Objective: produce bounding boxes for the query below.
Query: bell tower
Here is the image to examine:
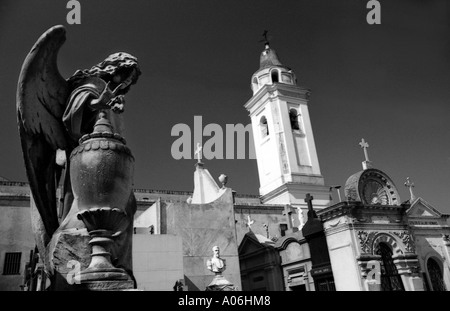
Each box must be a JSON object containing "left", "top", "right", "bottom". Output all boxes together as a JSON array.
[{"left": 244, "top": 37, "right": 330, "bottom": 214}]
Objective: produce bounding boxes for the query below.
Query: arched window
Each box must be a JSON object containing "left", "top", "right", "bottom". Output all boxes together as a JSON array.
[
  {"left": 289, "top": 109, "right": 300, "bottom": 130},
  {"left": 260, "top": 116, "right": 269, "bottom": 138},
  {"left": 375, "top": 242, "right": 405, "bottom": 291},
  {"left": 271, "top": 70, "right": 279, "bottom": 83},
  {"left": 427, "top": 258, "right": 446, "bottom": 291}
]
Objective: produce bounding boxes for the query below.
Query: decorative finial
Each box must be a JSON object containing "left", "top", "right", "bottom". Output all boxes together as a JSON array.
[
  {"left": 218, "top": 174, "right": 228, "bottom": 189},
  {"left": 404, "top": 177, "right": 416, "bottom": 201},
  {"left": 359, "top": 138, "right": 373, "bottom": 169},
  {"left": 92, "top": 111, "right": 113, "bottom": 134}
]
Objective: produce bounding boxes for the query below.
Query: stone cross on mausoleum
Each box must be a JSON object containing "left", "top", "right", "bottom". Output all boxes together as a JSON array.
[
  {"left": 305, "top": 193, "right": 318, "bottom": 219},
  {"left": 359, "top": 138, "right": 373, "bottom": 169},
  {"left": 404, "top": 177, "right": 416, "bottom": 201}
]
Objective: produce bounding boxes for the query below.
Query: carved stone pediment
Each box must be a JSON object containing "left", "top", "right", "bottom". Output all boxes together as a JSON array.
[{"left": 407, "top": 198, "right": 444, "bottom": 218}]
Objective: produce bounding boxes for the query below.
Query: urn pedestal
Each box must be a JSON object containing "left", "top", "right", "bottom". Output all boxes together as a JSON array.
[{"left": 70, "top": 114, "right": 135, "bottom": 290}]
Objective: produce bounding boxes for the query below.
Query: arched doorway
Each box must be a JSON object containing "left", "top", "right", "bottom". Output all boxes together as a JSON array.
[
  {"left": 375, "top": 242, "right": 405, "bottom": 291},
  {"left": 427, "top": 257, "right": 446, "bottom": 291}
]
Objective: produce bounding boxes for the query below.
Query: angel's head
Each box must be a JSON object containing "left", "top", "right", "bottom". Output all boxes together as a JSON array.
[{"left": 69, "top": 52, "right": 141, "bottom": 94}]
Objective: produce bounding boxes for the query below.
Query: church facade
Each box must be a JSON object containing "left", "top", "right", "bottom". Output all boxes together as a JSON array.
[{"left": 0, "top": 40, "right": 449, "bottom": 291}]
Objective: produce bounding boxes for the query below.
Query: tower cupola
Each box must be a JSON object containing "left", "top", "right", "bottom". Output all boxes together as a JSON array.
[{"left": 251, "top": 40, "right": 297, "bottom": 95}]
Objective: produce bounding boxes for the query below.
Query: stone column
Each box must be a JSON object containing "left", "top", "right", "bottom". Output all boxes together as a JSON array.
[
  {"left": 393, "top": 254, "right": 424, "bottom": 291},
  {"left": 441, "top": 234, "right": 450, "bottom": 290}
]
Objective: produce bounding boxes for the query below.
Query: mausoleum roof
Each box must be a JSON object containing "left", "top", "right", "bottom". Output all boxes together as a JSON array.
[{"left": 189, "top": 162, "right": 226, "bottom": 204}]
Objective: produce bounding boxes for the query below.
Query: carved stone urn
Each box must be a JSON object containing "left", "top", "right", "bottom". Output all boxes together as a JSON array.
[{"left": 70, "top": 112, "right": 134, "bottom": 287}]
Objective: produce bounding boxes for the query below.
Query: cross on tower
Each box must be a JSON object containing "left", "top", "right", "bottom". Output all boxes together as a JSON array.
[
  {"left": 259, "top": 30, "right": 271, "bottom": 49},
  {"left": 404, "top": 177, "right": 416, "bottom": 201},
  {"left": 194, "top": 142, "right": 203, "bottom": 163}
]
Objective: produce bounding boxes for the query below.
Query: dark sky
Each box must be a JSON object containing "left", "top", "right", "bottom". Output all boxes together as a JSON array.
[{"left": 0, "top": 1, "right": 449, "bottom": 213}]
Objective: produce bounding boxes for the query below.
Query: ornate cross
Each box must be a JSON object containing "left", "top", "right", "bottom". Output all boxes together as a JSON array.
[
  {"left": 194, "top": 142, "right": 203, "bottom": 163},
  {"left": 359, "top": 138, "right": 370, "bottom": 162},
  {"left": 305, "top": 193, "right": 317, "bottom": 219},
  {"left": 404, "top": 177, "right": 416, "bottom": 201}
]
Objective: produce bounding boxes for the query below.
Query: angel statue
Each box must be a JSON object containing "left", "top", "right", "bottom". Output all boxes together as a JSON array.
[{"left": 17, "top": 25, "right": 141, "bottom": 290}]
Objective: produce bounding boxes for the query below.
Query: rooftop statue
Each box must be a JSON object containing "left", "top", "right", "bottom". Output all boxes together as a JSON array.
[{"left": 17, "top": 25, "right": 141, "bottom": 290}]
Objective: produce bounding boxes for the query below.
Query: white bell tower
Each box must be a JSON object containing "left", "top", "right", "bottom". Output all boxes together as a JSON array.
[{"left": 244, "top": 39, "right": 331, "bottom": 213}]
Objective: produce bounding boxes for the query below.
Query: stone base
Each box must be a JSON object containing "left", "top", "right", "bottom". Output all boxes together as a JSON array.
[
  {"left": 75, "top": 279, "right": 135, "bottom": 291},
  {"left": 205, "top": 275, "right": 237, "bottom": 291},
  {"left": 75, "top": 266, "right": 130, "bottom": 282}
]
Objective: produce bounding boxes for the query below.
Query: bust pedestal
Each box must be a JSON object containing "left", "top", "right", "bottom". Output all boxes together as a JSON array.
[{"left": 206, "top": 273, "right": 236, "bottom": 291}]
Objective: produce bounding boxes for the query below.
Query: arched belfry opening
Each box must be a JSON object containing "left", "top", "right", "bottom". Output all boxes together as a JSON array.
[
  {"left": 271, "top": 69, "right": 279, "bottom": 83},
  {"left": 289, "top": 109, "right": 300, "bottom": 130},
  {"left": 260, "top": 116, "right": 269, "bottom": 138}
]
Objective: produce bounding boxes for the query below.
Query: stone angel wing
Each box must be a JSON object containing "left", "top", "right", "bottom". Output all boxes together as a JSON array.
[{"left": 17, "top": 25, "right": 69, "bottom": 238}]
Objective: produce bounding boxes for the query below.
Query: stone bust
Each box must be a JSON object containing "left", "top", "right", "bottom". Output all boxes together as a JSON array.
[{"left": 206, "top": 246, "right": 226, "bottom": 274}]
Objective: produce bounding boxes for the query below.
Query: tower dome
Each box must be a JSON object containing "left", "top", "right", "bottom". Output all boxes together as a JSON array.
[
  {"left": 251, "top": 41, "right": 297, "bottom": 95},
  {"left": 259, "top": 44, "right": 283, "bottom": 68}
]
